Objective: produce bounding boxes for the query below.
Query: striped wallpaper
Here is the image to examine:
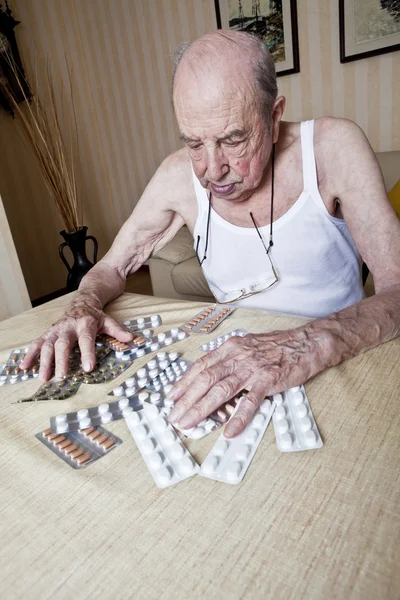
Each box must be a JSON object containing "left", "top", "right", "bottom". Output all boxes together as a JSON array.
[{"left": 0, "top": 0, "right": 399, "bottom": 300}]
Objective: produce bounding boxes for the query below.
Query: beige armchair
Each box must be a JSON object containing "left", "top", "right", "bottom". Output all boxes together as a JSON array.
[{"left": 149, "top": 151, "right": 399, "bottom": 301}]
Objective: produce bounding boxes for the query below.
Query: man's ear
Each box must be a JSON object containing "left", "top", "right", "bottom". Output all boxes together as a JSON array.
[{"left": 271, "top": 96, "right": 286, "bottom": 144}]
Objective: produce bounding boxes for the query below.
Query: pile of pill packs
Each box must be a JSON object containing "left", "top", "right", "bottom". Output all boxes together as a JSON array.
[{"left": 2, "top": 305, "right": 323, "bottom": 486}]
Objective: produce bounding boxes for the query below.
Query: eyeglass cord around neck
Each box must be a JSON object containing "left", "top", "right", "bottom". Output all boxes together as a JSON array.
[{"left": 196, "top": 143, "right": 276, "bottom": 266}]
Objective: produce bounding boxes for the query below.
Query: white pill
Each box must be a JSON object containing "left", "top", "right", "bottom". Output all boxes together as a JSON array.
[
  {"left": 142, "top": 329, "right": 151, "bottom": 337},
  {"left": 56, "top": 422, "right": 69, "bottom": 433},
  {"left": 253, "top": 414, "right": 265, "bottom": 430},
  {"left": 150, "top": 343, "right": 159, "bottom": 352},
  {"left": 138, "top": 392, "right": 149, "bottom": 402},
  {"left": 161, "top": 430, "right": 176, "bottom": 446},
  {"left": 204, "top": 419, "right": 215, "bottom": 432},
  {"left": 275, "top": 406, "right": 286, "bottom": 420},
  {"left": 202, "top": 456, "right": 219, "bottom": 475},
  {"left": 172, "top": 364, "right": 181, "bottom": 373},
  {"left": 151, "top": 314, "right": 159, "bottom": 322},
  {"left": 144, "top": 404, "right": 159, "bottom": 419},
  {"left": 281, "top": 432, "right": 292, "bottom": 449},
  {"left": 141, "top": 437, "right": 156, "bottom": 454},
  {"left": 245, "top": 429, "right": 258, "bottom": 444},
  {"left": 113, "top": 386, "right": 125, "bottom": 396},
  {"left": 124, "top": 407, "right": 137, "bottom": 419},
  {"left": 56, "top": 414, "right": 67, "bottom": 423},
  {"left": 150, "top": 393, "right": 161, "bottom": 405},
  {"left": 137, "top": 318, "right": 145, "bottom": 325},
  {"left": 273, "top": 393, "right": 284, "bottom": 406},
  {"left": 164, "top": 384, "right": 173, "bottom": 395},
  {"left": 126, "top": 387, "right": 137, "bottom": 397},
  {"left": 159, "top": 360, "right": 169, "bottom": 370},
  {"left": 170, "top": 328, "right": 179, "bottom": 336},
  {"left": 179, "top": 456, "right": 196, "bottom": 475},
  {"left": 153, "top": 417, "right": 168, "bottom": 433},
  {"left": 136, "top": 348, "right": 146, "bottom": 357},
  {"left": 178, "top": 332, "right": 186, "bottom": 340},
  {"left": 101, "top": 412, "right": 113, "bottom": 424},
  {"left": 157, "top": 352, "right": 167, "bottom": 360},
  {"left": 259, "top": 400, "right": 272, "bottom": 415},
  {"left": 157, "top": 467, "right": 172, "bottom": 484},
  {"left": 277, "top": 419, "right": 289, "bottom": 434},
  {"left": 214, "top": 440, "right": 229, "bottom": 456},
  {"left": 137, "top": 377, "right": 149, "bottom": 388},
  {"left": 300, "top": 416, "right": 312, "bottom": 432},
  {"left": 170, "top": 443, "right": 185, "bottom": 460},
  {"left": 136, "top": 425, "right": 148, "bottom": 439},
  {"left": 137, "top": 368, "right": 147, "bottom": 378},
  {"left": 169, "top": 351, "right": 179, "bottom": 361},
  {"left": 148, "top": 359, "right": 157, "bottom": 369},
  {"left": 201, "top": 344, "right": 208, "bottom": 351},
  {"left": 79, "top": 416, "right": 92, "bottom": 429},
  {"left": 98, "top": 404, "right": 109, "bottom": 414},
  {"left": 116, "top": 351, "right": 126, "bottom": 359},
  {"left": 123, "top": 320, "right": 131, "bottom": 326},
  {"left": 0, "top": 376, "right": 7, "bottom": 381},
  {"left": 236, "top": 445, "right": 251, "bottom": 461},
  {"left": 164, "top": 397, "right": 175, "bottom": 408},
  {"left": 292, "top": 391, "right": 304, "bottom": 405},
  {"left": 181, "top": 363, "right": 188, "bottom": 372},
  {"left": 165, "top": 337, "right": 173, "bottom": 345},
  {"left": 154, "top": 382, "right": 162, "bottom": 391},
  {"left": 118, "top": 397, "right": 129, "bottom": 409},
  {"left": 125, "top": 377, "right": 136, "bottom": 388},
  {"left": 148, "top": 369, "right": 159, "bottom": 379},
  {"left": 296, "top": 404, "right": 308, "bottom": 418},
  {"left": 149, "top": 451, "right": 163, "bottom": 468},
  {"left": 292, "top": 386, "right": 301, "bottom": 392},
  {"left": 190, "top": 427, "right": 206, "bottom": 439},
  {"left": 158, "top": 333, "right": 166, "bottom": 341},
  {"left": 227, "top": 461, "right": 242, "bottom": 482},
  {"left": 305, "top": 430, "right": 317, "bottom": 446}
]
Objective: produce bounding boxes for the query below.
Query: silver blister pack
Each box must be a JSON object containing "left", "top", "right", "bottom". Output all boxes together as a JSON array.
[
  {"left": 181, "top": 305, "right": 234, "bottom": 334},
  {"left": 200, "top": 329, "right": 248, "bottom": 352},
  {"left": 122, "top": 314, "right": 162, "bottom": 332},
  {"left": 117, "top": 328, "right": 189, "bottom": 358}
]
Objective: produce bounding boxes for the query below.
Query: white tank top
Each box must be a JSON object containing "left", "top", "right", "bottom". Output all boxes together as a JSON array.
[{"left": 192, "top": 120, "right": 365, "bottom": 318}]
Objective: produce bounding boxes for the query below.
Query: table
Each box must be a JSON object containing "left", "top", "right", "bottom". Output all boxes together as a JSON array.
[{"left": 1, "top": 293, "right": 399, "bottom": 600}]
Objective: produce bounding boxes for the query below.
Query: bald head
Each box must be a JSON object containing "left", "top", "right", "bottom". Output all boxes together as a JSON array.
[{"left": 172, "top": 30, "right": 278, "bottom": 128}]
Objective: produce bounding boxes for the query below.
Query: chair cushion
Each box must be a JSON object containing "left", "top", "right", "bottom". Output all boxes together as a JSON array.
[
  {"left": 171, "top": 257, "right": 214, "bottom": 298},
  {"left": 153, "top": 226, "right": 196, "bottom": 265},
  {"left": 388, "top": 179, "right": 400, "bottom": 219}
]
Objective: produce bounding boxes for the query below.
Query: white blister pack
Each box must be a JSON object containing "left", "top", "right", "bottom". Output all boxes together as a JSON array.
[
  {"left": 125, "top": 403, "right": 199, "bottom": 488},
  {"left": 200, "top": 329, "right": 248, "bottom": 352},
  {"left": 146, "top": 357, "right": 190, "bottom": 391},
  {"left": 200, "top": 398, "right": 275, "bottom": 484},
  {"left": 272, "top": 386, "right": 323, "bottom": 452},
  {"left": 123, "top": 314, "right": 162, "bottom": 332}
]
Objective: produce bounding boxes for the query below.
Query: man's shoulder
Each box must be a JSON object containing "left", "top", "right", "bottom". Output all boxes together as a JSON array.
[
  {"left": 160, "top": 148, "right": 192, "bottom": 182},
  {"left": 314, "top": 116, "right": 367, "bottom": 149}
]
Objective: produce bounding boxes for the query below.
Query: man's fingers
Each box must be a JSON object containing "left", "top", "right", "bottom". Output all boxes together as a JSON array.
[
  {"left": 77, "top": 323, "right": 98, "bottom": 372},
  {"left": 224, "top": 382, "right": 267, "bottom": 438},
  {"left": 167, "top": 359, "right": 239, "bottom": 425},
  {"left": 20, "top": 338, "right": 44, "bottom": 370},
  {"left": 174, "top": 373, "right": 246, "bottom": 429},
  {"left": 39, "top": 336, "right": 58, "bottom": 381},
  {"left": 54, "top": 331, "right": 77, "bottom": 378},
  {"left": 102, "top": 316, "right": 133, "bottom": 342}
]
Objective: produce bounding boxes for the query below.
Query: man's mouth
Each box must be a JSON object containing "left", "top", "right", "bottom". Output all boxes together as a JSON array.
[{"left": 210, "top": 183, "right": 236, "bottom": 195}]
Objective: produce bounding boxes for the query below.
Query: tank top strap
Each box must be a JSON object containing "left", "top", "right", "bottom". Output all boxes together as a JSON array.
[{"left": 300, "top": 120, "right": 319, "bottom": 193}]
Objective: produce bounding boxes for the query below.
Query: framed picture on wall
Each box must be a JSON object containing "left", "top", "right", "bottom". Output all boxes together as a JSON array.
[
  {"left": 339, "top": 0, "right": 400, "bottom": 63},
  {"left": 214, "top": 0, "right": 300, "bottom": 77}
]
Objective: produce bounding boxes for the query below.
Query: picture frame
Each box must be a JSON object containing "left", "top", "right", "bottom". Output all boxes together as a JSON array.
[
  {"left": 214, "top": 0, "right": 300, "bottom": 77},
  {"left": 339, "top": 0, "right": 400, "bottom": 63}
]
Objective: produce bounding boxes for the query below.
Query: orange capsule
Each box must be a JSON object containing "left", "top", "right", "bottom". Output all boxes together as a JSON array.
[
  {"left": 96, "top": 434, "right": 108, "bottom": 445},
  {"left": 77, "top": 453, "right": 91, "bottom": 465},
  {"left": 71, "top": 448, "right": 84, "bottom": 459},
  {"left": 81, "top": 427, "right": 95, "bottom": 436},
  {"left": 64, "top": 444, "right": 78, "bottom": 455},
  {"left": 58, "top": 439, "right": 72, "bottom": 450},
  {"left": 101, "top": 438, "right": 115, "bottom": 450}
]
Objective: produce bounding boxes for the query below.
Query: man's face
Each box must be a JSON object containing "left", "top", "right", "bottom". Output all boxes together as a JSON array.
[{"left": 174, "top": 67, "right": 272, "bottom": 202}]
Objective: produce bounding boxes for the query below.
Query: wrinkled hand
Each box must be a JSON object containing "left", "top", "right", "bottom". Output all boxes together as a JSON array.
[
  {"left": 167, "top": 329, "right": 325, "bottom": 437},
  {"left": 20, "top": 295, "right": 133, "bottom": 381}
]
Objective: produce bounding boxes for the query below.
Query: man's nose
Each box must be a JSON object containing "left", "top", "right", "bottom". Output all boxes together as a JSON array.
[{"left": 205, "top": 145, "right": 229, "bottom": 182}]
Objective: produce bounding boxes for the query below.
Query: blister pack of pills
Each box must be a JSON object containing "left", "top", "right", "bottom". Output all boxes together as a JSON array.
[
  {"left": 145, "top": 357, "right": 190, "bottom": 392},
  {"left": 200, "top": 397, "right": 275, "bottom": 484},
  {"left": 49, "top": 390, "right": 147, "bottom": 433},
  {"left": 124, "top": 403, "right": 199, "bottom": 488},
  {"left": 0, "top": 347, "right": 40, "bottom": 385},
  {"left": 116, "top": 328, "right": 189, "bottom": 358},
  {"left": 99, "top": 329, "right": 153, "bottom": 355},
  {"left": 272, "top": 386, "right": 323, "bottom": 452},
  {"left": 36, "top": 425, "right": 122, "bottom": 469},
  {"left": 75, "top": 353, "right": 135, "bottom": 384},
  {"left": 181, "top": 305, "right": 234, "bottom": 334},
  {"left": 108, "top": 352, "right": 183, "bottom": 398},
  {"left": 122, "top": 315, "right": 162, "bottom": 332},
  {"left": 151, "top": 394, "right": 220, "bottom": 440},
  {"left": 200, "top": 329, "right": 248, "bottom": 352},
  {"left": 17, "top": 377, "right": 82, "bottom": 403},
  {"left": 209, "top": 396, "right": 240, "bottom": 425}
]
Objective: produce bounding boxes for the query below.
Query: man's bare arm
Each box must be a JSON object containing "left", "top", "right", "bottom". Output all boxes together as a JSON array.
[
  {"left": 167, "top": 119, "right": 400, "bottom": 436},
  {"left": 22, "top": 150, "right": 191, "bottom": 379}
]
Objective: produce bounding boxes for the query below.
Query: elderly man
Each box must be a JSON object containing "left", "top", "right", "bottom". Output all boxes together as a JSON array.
[{"left": 22, "top": 31, "right": 400, "bottom": 438}]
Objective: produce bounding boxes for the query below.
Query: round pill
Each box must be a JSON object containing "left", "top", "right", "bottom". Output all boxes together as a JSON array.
[
  {"left": 137, "top": 318, "right": 145, "bottom": 325},
  {"left": 161, "top": 430, "right": 176, "bottom": 446},
  {"left": 296, "top": 404, "right": 308, "bottom": 418},
  {"left": 157, "top": 467, "right": 172, "bottom": 484},
  {"left": 244, "top": 429, "right": 258, "bottom": 444},
  {"left": 101, "top": 412, "right": 113, "bottom": 424},
  {"left": 275, "top": 406, "right": 286, "bottom": 420},
  {"left": 281, "top": 432, "right": 293, "bottom": 449},
  {"left": 170, "top": 443, "right": 185, "bottom": 460},
  {"left": 136, "top": 425, "right": 148, "bottom": 439},
  {"left": 190, "top": 427, "right": 206, "bottom": 439},
  {"left": 138, "top": 392, "right": 149, "bottom": 402},
  {"left": 227, "top": 461, "right": 242, "bottom": 482},
  {"left": 179, "top": 456, "right": 196, "bottom": 475},
  {"left": 126, "top": 387, "right": 137, "bottom": 397},
  {"left": 273, "top": 393, "right": 283, "bottom": 406},
  {"left": 157, "top": 333, "right": 166, "bottom": 341},
  {"left": 164, "top": 384, "right": 173, "bottom": 395},
  {"left": 153, "top": 417, "right": 169, "bottom": 433},
  {"left": 169, "top": 352, "right": 179, "bottom": 361},
  {"left": 292, "top": 391, "right": 304, "bottom": 405},
  {"left": 277, "top": 419, "right": 289, "bottom": 434},
  {"left": 137, "top": 377, "right": 149, "bottom": 388},
  {"left": 148, "top": 359, "right": 157, "bottom": 369},
  {"left": 142, "top": 329, "right": 151, "bottom": 337},
  {"left": 157, "top": 352, "right": 167, "bottom": 360},
  {"left": 141, "top": 438, "right": 156, "bottom": 454},
  {"left": 118, "top": 397, "right": 130, "bottom": 409},
  {"left": 236, "top": 445, "right": 251, "bottom": 461},
  {"left": 178, "top": 332, "right": 186, "bottom": 340},
  {"left": 123, "top": 320, "right": 131, "bottom": 326},
  {"left": 305, "top": 430, "right": 317, "bottom": 446},
  {"left": 259, "top": 400, "right": 272, "bottom": 415},
  {"left": 56, "top": 414, "right": 67, "bottom": 424},
  {"left": 151, "top": 315, "right": 159, "bottom": 322},
  {"left": 150, "top": 343, "right": 159, "bottom": 352},
  {"left": 98, "top": 404, "right": 109, "bottom": 414},
  {"left": 148, "top": 369, "right": 159, "bottom": 379},
  {"left": 201, "top": 344, "right": 208, "bottom": 352},
  {"left": 125, "top": 377, "right": 136, "bottom": 388},
  {"left": 253, "top": 414, "right": 265, "bottom": 430},
  {"left": 143, "top": 404, "right": 160, "bottom": 419},
  {"left": 79, "top": 416, "right": 92, "bottom": 429},
  {"left": 56, "top": 422, "right": 69, "bottom": 433},
  {"left": 300, "top": 416, "right": 312, "bottom": 432},
  {"left": 149, "top": 452, "right": 164, "bottom": 469},
  {"left": 154, "top": 382, "right": 162, "bottom": 391},
  {"left": 113, "top": 386, "right": 125, "bottom": 396},
  {"left": 137, "top": 368, "right": 147, "bottom": 378},
  {"left": 164, "top": 397, "right": 175, "bottom": 408},
  {"left": 136, "top": 348, "right": 146, "bottom": 357},
  {"left": 122, "top": 406, "right": 134, "bottom": 418},
  {"left": 214, "top": 440, "right": 229, "bottom": 456},
  {"left": 170, "top": 329, "right": 179, "bottom": 337},
  {"left": 181, "top": 363, "right": 188, "bottom": 372},
  {"left": 202, "top": 456, "right": 219, "bottom": 475},
  {"left": 150, "top": 393, "right": 161, "bottom": 405},
  {"left": 164, "top": 338, "right": 173, "bottom": 345}
]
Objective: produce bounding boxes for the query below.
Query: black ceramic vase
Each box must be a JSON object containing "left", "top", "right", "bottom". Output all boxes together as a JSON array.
[{"left": 59, "top": 226, "right": 98, "bottom": 291}]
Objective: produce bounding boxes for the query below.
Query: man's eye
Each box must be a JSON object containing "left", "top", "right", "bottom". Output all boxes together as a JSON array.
[{"left": 224, "top": 140, "right": 244, "bottom": 147}]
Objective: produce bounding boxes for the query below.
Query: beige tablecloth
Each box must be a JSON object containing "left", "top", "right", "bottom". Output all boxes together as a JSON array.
[{"left": 0, "top": 293, "right": 399, "bottom": 599}]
